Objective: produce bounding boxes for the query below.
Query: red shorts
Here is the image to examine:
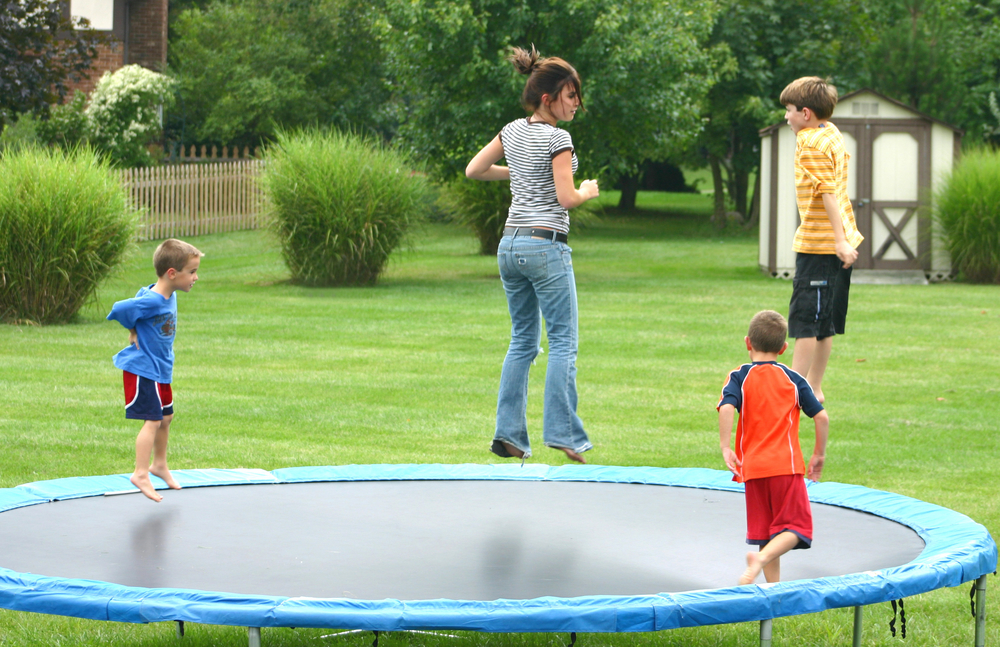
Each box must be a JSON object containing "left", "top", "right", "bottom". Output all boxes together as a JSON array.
[
  {"left": 744, "top": 474, "right": 812, "bottom": 548},
  {"left": 123, "top": 371, "right": 173, "bottom": 421}
]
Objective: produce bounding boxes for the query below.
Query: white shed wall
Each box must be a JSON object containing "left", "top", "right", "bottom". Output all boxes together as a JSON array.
[
  {"left": 759, "top": 136, "right": 772, "bottom": 271},
  {"left": 775, "top": 128, "right": 798, "bottom": 275},
  {"left": 930, "top": 123, "right": 955, "bottom": 274},
  {"left": 832, "top": 92, "right": 916, "bottom": 120}
]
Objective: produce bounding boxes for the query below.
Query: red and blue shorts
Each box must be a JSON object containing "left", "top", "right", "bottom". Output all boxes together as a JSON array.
[
  {"left": 123, "top": 371, "right": 173, "bottom": 421},
  {"left": 744, "top": 474, "right": 813, "bottom": 549}
]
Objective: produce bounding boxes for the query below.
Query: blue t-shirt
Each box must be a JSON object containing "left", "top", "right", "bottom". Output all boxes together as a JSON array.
[{"left": 107, "top": 286, "right": 177, "bottom": 384}]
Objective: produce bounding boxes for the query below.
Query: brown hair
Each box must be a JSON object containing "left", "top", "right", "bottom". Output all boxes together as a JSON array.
[
  {"left": 153, "top": 238, "right": 203, "bottom": 277},
  {"left": 747, "top": 310, "right": 787, "bottom": 354},
  {"left": 779, "top": 76, "right": 838, "bottom": 120},
  {"left": 507, "top": 45, "right": 584, "bottom": 113}
]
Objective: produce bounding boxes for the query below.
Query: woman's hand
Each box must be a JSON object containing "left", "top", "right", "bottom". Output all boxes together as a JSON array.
[{"left": 579, "top": 179, "right": 599, "bottom": 201}]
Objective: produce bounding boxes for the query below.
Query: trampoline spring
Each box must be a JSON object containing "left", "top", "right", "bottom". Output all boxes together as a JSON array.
[{"left": 567, "top": 631, "right": 577, "bottom": 647}]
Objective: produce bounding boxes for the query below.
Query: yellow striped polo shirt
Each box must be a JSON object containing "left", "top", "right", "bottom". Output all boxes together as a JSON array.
[{"left": 792, "top": 123, "right": 864, "bottom": 254}]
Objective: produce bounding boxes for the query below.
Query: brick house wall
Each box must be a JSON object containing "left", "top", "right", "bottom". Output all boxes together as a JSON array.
[{"left": 65, "top": 0, "right": 168, "bottom": 97}]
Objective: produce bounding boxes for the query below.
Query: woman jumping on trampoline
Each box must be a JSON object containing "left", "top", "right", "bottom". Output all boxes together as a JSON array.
[{"left": 466, "top": 45, "right": 599, "bottom": 463}]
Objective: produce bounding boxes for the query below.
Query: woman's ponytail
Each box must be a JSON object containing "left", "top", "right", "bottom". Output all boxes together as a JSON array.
[{"left": 507, "top": 45, "right": 539, "bottom": 76}]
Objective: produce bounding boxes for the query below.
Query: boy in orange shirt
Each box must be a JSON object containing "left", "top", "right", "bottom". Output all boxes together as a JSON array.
[
  {"left": 718, "top": 310, "right": 829, "bottom": 584},
  {"left": 781, "top": 77, "right": 863, "bottom": 403}
]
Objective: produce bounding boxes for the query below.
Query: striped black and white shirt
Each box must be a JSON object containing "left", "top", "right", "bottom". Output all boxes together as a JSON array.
[{"left": 499, "top": 118, "right": 579, "bottom": 233}]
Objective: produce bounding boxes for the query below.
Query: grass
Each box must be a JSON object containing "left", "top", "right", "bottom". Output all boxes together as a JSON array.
[{"left": 0, "top": 192, "right": 997, "bottom": 646}]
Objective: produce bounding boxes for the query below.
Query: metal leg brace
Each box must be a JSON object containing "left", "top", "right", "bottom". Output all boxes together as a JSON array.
[
  {"left": 759, "top": 618, "right": 773, "bottom": 647},
  {"left": 975, "top": 574, "right": 987, "bottom": 647}
]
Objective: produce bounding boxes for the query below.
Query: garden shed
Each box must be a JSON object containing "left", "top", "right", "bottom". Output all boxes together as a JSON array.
[{"left": 758, "top": 89, "right": 962, "bottom": 282}]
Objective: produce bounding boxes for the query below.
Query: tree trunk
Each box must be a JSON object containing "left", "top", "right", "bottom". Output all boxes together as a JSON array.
[
  {"left": 618, "top": 173, "right": 639, "bottom": 211},
  {"left": 733, "top": 168, "right": 749, "bottom": 224},
  {"left": 709, "top": 156, "right": 726, "bottom": 229}
]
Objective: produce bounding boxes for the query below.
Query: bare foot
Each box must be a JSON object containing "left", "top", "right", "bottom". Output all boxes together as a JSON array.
[
  {"left": 501, "top": 441, "right": 525, "bottom": 459},
  {"left": 130, "top": 473, "right": 163, "bottom": 502},
  {"left": 150, "top": 465, "right": 181, "bottom": 490},
  {"left": 558, "top": 447, "right": 586, "bottom": 464},
  {"left": 813, "top": 389, "right": 825, "bottom": 404},
  {"left": 739, "top": 551, "right": 763, "bottom": 585}
]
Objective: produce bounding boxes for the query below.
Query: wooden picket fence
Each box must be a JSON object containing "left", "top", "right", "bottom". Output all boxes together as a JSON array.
[{"left": 118, "top": 160, "right": 265, "bottom": 241}]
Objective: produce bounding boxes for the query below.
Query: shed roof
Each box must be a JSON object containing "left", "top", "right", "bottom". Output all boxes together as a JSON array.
[{"left": 759, "top": 88, "right": 963, "bottom": 137}]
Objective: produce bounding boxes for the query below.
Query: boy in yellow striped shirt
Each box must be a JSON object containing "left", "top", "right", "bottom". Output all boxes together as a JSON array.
[{"left": 780, "top": 77, "right": 863, "bottom": 403}]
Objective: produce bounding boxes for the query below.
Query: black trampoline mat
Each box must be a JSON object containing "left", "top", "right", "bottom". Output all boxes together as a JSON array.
[{"left": 0, "top": 480, "right": 925, "bottom": 600}]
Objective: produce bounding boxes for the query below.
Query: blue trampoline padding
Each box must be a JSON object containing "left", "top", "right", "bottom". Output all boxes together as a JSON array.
[
  {"left": 15, "top": 468, "right": 277, "bottom": 502},
  {"left": 0, "top": 464, "right": 995, "bottom": 632}
]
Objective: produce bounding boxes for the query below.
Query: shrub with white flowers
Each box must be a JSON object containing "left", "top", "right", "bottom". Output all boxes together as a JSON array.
[{"left": 85, "top": 65, "right": 175, "bottom": 167}]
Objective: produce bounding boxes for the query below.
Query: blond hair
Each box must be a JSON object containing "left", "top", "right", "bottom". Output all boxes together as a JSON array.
[
  {"left": 747, "top": 310, "right": 787, "bottom": 353},
  {"left": 779, "top": 77, "right": 838, "bottom": 120},
  {"left": 153, "top": 239, "right": 203, "bottom": 277}
]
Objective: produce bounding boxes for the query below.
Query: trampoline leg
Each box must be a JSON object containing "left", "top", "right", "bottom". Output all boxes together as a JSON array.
[
  {"left": 248, "top": 626, "right": 261, "bottom": 647},
  {"left": 759, "top": 619, "right": 773, "bottom": 647},
  {"left": 852, "top": 606, "right": 863, "bottom": 647},
  {"left": 176, "top": 620, "right": 185, "bottom": 639},
  {"left": 975, "top": 574, "right": 987, "bottom": 647}
]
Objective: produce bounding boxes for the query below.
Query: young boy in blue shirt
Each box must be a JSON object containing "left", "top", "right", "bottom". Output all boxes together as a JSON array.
[{"left": 107, "top": 239, "right": 202, "bottom": 502}]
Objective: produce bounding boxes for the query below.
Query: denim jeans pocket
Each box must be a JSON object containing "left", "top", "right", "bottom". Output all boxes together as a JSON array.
[{"left": 512, "top": 250, "right": 550, "bottom": 281}]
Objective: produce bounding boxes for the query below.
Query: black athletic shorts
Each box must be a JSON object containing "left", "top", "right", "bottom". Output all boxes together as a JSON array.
[{"left": 788, "top": 253, "right": 853, "bottom": 340}]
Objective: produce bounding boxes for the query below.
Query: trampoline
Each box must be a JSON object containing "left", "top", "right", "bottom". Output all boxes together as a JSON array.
[{"left": 0, "top": 464, "right": 994, "bottom": 646}]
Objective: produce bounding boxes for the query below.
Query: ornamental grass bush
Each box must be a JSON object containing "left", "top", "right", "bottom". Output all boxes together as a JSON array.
[
  {"left": 0, "top": 146, "right": 138, "bottom": 324},
  {"left": 438, "top": 176, "right": 601, "bottom": 256},
  {"left": 935, "top": 148, "right": 1000, "bottom": 283},
  {"left": 437, "top": 177, "right": 511, "bottom": 255},
  {"left": 260, "top": 129, "right": 432, "bottom": 286}
]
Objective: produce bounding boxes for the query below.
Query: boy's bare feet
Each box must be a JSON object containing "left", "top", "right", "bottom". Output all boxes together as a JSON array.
[
  {"left": 558, "top": 447, "right": 586, "bottom": 464},
  {"left": 130, "top": 473, "right": 163, "bottom": 502},
  {"left": 740, "top": 551, "right": 764, "bottom": 585},
  {"left": 150, "top": 465, "right": 182, "bottom": 490}
]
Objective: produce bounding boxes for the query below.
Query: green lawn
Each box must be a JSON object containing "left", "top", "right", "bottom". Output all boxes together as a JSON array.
[{"left": 1, "top": 193, "right": 997, "bottom": 646}]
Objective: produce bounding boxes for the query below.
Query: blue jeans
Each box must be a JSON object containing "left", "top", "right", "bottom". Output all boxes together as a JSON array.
[{"left": 493, "top": 235, "right": 590, "bottom": 458}]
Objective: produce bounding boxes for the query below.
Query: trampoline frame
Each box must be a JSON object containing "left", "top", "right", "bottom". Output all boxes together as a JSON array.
[{"left": 0, "top": 464, "right": 995, "bottom": 646}]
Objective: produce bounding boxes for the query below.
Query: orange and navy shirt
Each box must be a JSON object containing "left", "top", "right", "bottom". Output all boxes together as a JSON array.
[
  {"left": 792, "top": 123, "right": 864, "bottom": 254},
  {"left": 717, "top": 361, "right": 824, "bottom": 483}
]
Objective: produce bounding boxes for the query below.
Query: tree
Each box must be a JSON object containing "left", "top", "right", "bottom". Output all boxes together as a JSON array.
[
  {"left": 0, "top": 0, "right": 102, "bottom": 128},
  {"left": 687, "top": 0, "right": 872, "bottom": 229},
  {"left": 384, "top": 0, "right": 723, "bottom": 209},
  {"left": 863, "top": 0, "right": 1000, "bottom": 143},
  {"left": 167, "top": 0, "right": 390, "bottom": 149}
]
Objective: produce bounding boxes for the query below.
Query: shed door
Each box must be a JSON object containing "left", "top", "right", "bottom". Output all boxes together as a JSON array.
[{"left": 846, "top": 121, "right": 932, "bottom": 270}]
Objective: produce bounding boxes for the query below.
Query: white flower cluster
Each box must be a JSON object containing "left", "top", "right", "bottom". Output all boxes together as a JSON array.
[{"left": 84, "top": 65, "right": 176, "bottom": 165}]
